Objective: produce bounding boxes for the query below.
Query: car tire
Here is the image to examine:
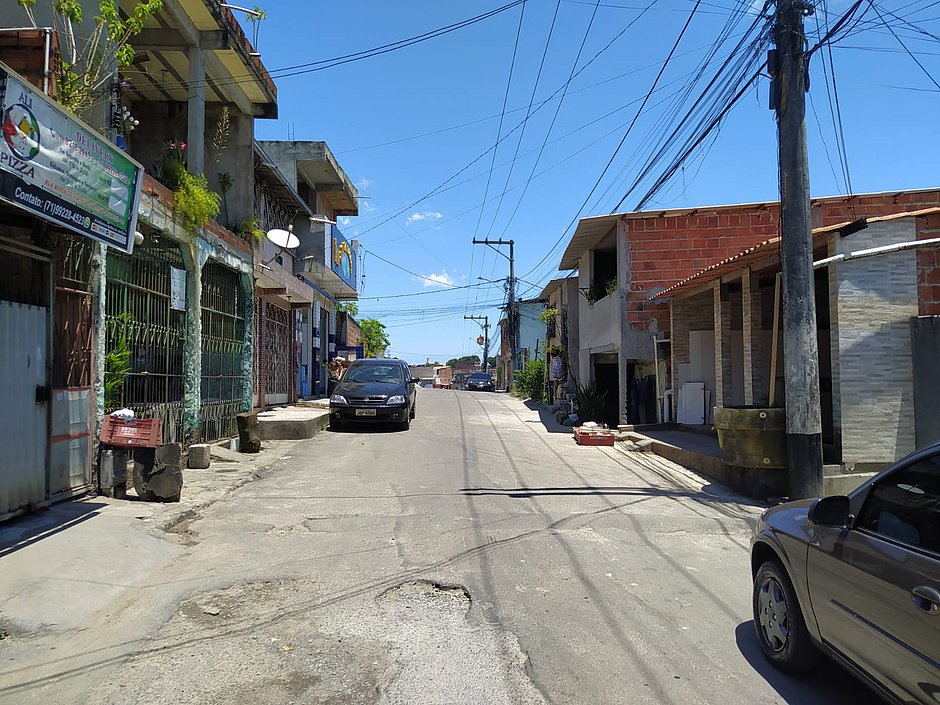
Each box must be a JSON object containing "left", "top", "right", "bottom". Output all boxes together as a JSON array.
[
  {"left": 753, "top": 559, "right": 817, "bottom": 672},
  {"left": 410, "top": 403, "right": 416, "bottom": 420}
]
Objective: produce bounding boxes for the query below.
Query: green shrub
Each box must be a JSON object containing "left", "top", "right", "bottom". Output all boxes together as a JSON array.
[
  {"left": 174, "top": 171, "right": 221, "bottom": 238},
  {"left": 104, "top": 313, "right": 133, "bottom": 412},
  {"left": 574, "top": 379, "right": 607, "bottom": 423},
  {"left": 512, "top": 359, "right": 546, "bottom": 402}
]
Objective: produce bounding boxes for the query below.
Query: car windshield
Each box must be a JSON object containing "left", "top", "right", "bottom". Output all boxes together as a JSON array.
[
  {"left": 469, "top": 374, "right": 490, "bottom": 380},
  {"left": 343, "top": 364, "right": 403, "bottom": 384}
]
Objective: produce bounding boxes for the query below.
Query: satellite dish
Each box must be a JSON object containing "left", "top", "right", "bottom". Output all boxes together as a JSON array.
[{"left": 266, "top": 226, "right": 299, "bottom": 249}]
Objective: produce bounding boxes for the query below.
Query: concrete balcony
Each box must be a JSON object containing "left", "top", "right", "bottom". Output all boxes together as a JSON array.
[{"left": 580, "top": 290, "right": 620, "bottom": 352}]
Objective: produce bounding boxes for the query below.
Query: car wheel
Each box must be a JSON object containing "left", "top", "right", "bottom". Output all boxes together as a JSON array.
[
  {"left": 753, "top": 559, "right": 817, "bottom": 672},
  {"left": 410, "top": 403, "right": 416, "bottom": 420}
]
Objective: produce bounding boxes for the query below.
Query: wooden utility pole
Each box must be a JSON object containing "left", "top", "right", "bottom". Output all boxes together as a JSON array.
[
  {"left": 472, "top": 239, "right": 515, "bottom": 381},
  {"left": 773, "top": 0, "right": 824, "bottom": 498}
]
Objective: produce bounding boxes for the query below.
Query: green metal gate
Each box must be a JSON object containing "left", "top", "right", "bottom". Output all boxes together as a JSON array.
[
  {"left": 105, "top": 239, "right": 186, "bottom": 442},
  {"left": 200, "top": 262, "right": 245, "bottom": 440}
]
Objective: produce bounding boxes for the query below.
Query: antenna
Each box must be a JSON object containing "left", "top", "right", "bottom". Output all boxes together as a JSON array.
[{"left": 265, "top": 224, "right": 299, "bottom": 249}]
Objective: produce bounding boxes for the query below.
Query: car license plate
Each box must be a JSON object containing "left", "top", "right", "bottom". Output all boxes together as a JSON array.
[{"left": 355, "top": 408, "right": 376, "bottom": 416}]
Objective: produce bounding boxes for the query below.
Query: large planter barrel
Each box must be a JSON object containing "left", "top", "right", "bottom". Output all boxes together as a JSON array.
[{"left": 714, "top": 407, "right": 788, "bottom": 498}]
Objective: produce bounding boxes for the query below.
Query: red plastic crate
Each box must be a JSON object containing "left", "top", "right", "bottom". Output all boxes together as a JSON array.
[
  {"left": 99, "top": 416, "right": 164, "bottom": 448},
  {"left": 573, "top": 427, "right": 616, "bottom": 447}
]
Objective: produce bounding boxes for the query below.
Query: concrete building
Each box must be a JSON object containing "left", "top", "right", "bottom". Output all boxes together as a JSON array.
[
  {"left": 654, "top": 205, "right": 940, "bottom": 473},
  {"left": 539, "top": 277, "right": 580, "bottom": 400},
  {"left": 256, "top": 140, "right": 360, "bottom": 398},
  {"left": 559, "top": 188, "right": 940, "bottom": 428}
]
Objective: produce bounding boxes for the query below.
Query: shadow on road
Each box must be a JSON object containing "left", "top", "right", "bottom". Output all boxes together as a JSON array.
[
  {"left": 735, "top": 622, "right": 883, "bottom": 705},
  {"left": 461, "top": 484, "right": 753, "bottom": 505},
  {"left": 523, "top": 400, "right": 572, "bottom": 434},
  {"left": 328, "top": 422, "right": 408, "bottom": 434},
  {"left": 0, "top": 500, "right": 107, "bottom": 558}
]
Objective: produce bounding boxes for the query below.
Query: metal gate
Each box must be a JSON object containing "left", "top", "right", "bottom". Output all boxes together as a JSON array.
[
  {"left": 255, "top": 298, "right": 292, "bottom": 406},
  {"left": 50, "top": 236, "right": 94, "bottom": 498},
  {"left": 105, "top": 240, "right": 186, "bottom": 443},
  {"left": 0, "top": 242, "right": 50, "bottom": 520},
  {"left": 200, "top": 263, "right": 245, "bottom": 440}
]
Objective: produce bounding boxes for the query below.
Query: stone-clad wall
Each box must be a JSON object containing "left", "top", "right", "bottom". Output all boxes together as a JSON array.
[{"left": 832, "top": 218, "right": 918, "bottom": 466}]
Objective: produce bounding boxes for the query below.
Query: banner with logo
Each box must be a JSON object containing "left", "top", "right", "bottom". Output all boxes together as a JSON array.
[
  {"left": 330, "top": 225, "right": 357, "bottom": 291},
  {"left": 0, "top": 64, "right": 143, "bottom": 253}
]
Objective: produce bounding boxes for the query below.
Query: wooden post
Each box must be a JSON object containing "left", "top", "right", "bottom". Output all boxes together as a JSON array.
[{"left": 769, "top": 273, "right": 781, "bottom": 407}]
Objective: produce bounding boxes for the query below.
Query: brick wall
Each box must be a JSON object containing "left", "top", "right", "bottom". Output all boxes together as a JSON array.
[
  {"left": 832, "top": 218, "right": 919, "bottom": 465},
  {"left": 624, "top": 190, "right": 940, "bottom": 338},
  {"left": 0, "top": 29, "right": 59, "bottom": 99},
  {"left": 917, "top": 213, "right": 940, "bottom": 315}
]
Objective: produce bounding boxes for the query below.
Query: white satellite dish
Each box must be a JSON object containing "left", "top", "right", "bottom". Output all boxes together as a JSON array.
[{"left": 265, "top": 225, "right": 299, "bottom": 249}]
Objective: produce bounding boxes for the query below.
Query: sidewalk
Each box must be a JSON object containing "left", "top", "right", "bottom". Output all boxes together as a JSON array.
[{"left": 0, "top": 438, "right": 301, "bottom": 637}]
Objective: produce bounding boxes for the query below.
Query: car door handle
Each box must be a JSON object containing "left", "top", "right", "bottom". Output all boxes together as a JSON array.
[{"left": 912, "top": 586, "right": 940, "bottom": 615}]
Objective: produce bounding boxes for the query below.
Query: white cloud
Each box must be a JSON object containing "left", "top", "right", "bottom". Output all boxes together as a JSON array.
[
  {"left": 420, "top": 271, "right": 457, "bottom": 288},
  {"left": 338, "top": 216, "right": 351, "bottom": 227},
  {"left": 357, "top": 178, "right": 372, "bottom": 189},
  {"left": 361, "top": 200, "right": 376, "bottom": 212},
  {"left": 406, "top": 211, "right": 443, "bottom": 225}
]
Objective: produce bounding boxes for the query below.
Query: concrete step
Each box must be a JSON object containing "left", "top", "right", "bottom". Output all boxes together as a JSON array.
[
  {"left": 294, "top": 398, "right": 330, "bottom": 410},
  {"left": 823, "top": 473, "right": 875, "bottom": 495},
  {"left": 257, "top": 407, "right": 330, "bottom": 440}
]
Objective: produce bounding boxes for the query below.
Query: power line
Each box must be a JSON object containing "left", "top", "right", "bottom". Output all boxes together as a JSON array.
[
  {"left": 362, "top": 249, "right": 464, "bottom": 288},
  {"left": 482, "top": 0, "right": 563, "bottom": 238},
  {"left": 468, "top": 0, "right": 529, "bottom": 335},
  {"left": 127, "top": 1, "right": 527, "bottom": 94},
  {"left": 518, "top": 0, "right": 707, "bottom": 282},
  {"left": 472, "top": 0, "right": 529, "bottom": 242},
  {"left": 351, "top": 5, "right": 651, "bottom": 240},
  {"left": 494, "top": 0, "right": 651, "bottom": 239},
  {"left": 818, "top": 1, "right": 854, "bottom": 195},
  {"left": 868, "top": 0, "right": 940, "bottom": 90}
]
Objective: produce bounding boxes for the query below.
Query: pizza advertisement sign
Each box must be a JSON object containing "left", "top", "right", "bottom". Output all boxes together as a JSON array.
[{"left": 0, "top": 63, "right": 143, "bottom": 253}]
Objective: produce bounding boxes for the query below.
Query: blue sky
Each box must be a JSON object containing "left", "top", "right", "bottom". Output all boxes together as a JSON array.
[{"left": 251, "top": 0, "right": 940, "bottom": 364}]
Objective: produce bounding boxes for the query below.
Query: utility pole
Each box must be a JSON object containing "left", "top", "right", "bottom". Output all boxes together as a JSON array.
[
  {"left": 472, "top": 239, "right": 515, "bottom": 381},
  {"left": 464, "top": 315, "right": 490, "bottom": 372},
  {"left": 772, "top": 0, "right": 824, "bottom": 498}
]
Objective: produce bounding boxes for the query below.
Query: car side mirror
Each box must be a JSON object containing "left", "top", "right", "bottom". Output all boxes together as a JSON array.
[
  {"left": 808, "top": 495, "right": 851, "bottom": 527},
  {"left": 411, "top": 378, "right": 421, "bottom": 384}
]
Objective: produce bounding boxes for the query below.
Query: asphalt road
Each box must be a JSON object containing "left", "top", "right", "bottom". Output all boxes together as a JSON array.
[{"left": 0, "top": 389, "right": 882, "bottom": 704}]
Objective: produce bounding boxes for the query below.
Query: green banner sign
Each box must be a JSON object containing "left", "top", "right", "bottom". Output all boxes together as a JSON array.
[{"left": 0, "top": 64, "right": 143, "bottom": 253}]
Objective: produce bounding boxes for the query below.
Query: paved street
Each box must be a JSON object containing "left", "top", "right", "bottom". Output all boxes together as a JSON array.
[{"left": 0, "top": 390, "right": 880, "bottom": 705}]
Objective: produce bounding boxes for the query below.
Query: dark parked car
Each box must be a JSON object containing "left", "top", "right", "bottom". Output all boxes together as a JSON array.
[
  {"left": 750, "top": 441, "right": 940, "bottom": 704},
  {"left": 329, "top": 358, "right": 419, "bottom": 431},
  {"left": 466, "top": 372, "right": 494, "bottom": 392}
]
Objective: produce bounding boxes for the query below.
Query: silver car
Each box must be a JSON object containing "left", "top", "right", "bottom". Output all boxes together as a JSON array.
[{"left": 750, "top": 441, "right": 940, "bottom": 704}]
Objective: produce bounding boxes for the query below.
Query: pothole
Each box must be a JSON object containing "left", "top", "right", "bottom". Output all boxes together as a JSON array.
[
  {"left": 164, "top": 514, "right": 201, "bottom": 547},
  {"left": 178, "top": 579, "right": 298, "bottom": 625},
  {"left": 376, "top": 580, "right": 471, "bottom": 621}
]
